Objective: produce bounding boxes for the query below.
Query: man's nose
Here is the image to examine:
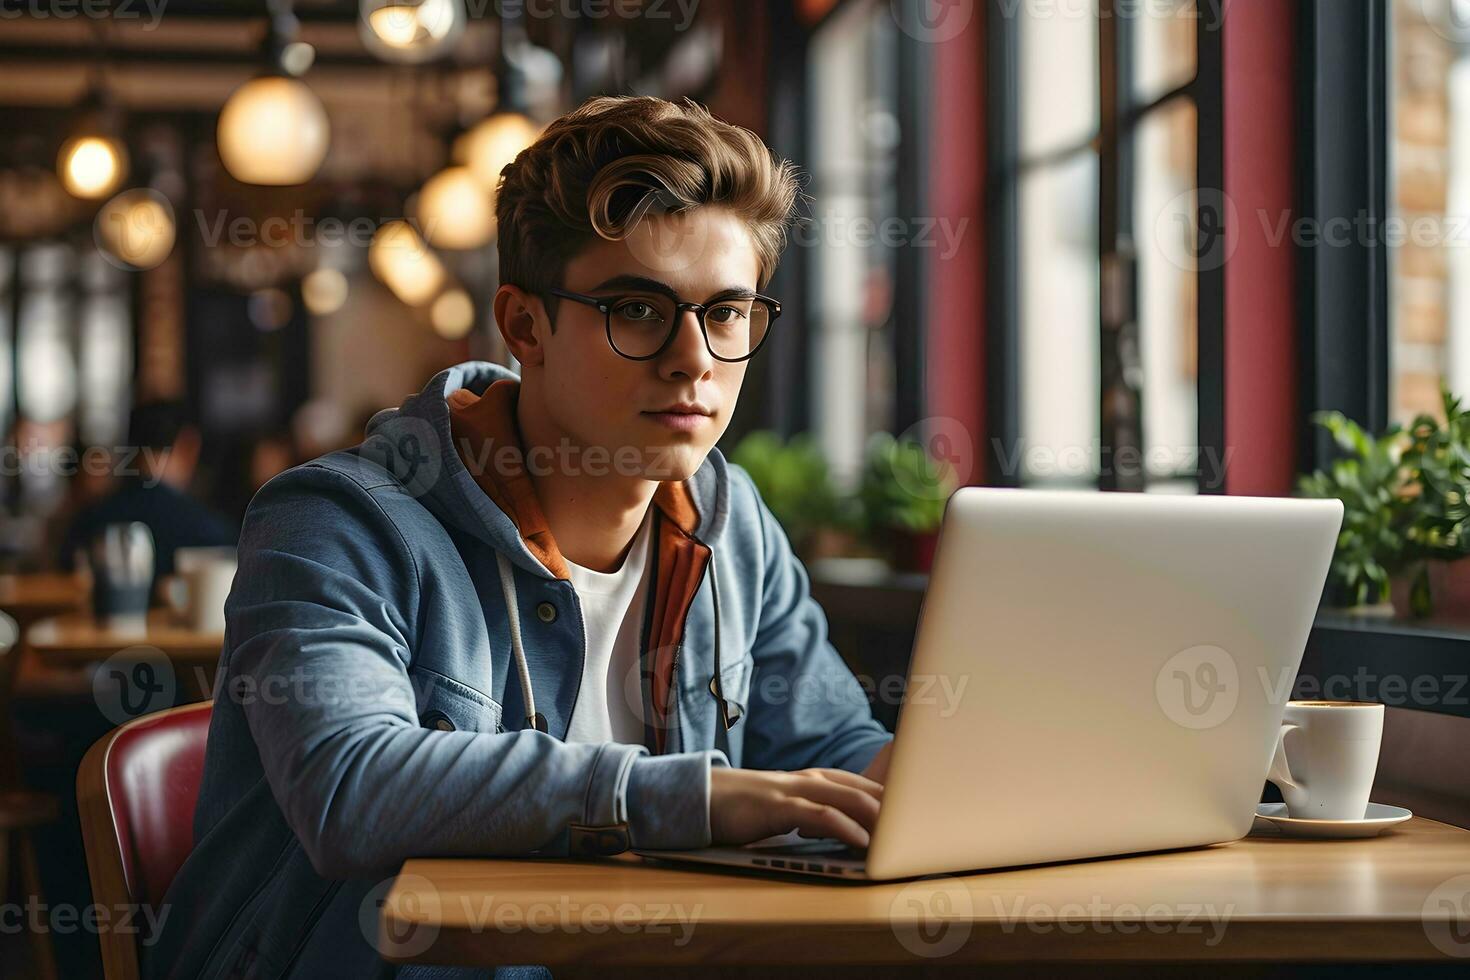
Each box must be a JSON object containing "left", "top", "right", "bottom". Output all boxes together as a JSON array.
[{"left": 658, "top": 308, "right": 714, "bottom": 379}]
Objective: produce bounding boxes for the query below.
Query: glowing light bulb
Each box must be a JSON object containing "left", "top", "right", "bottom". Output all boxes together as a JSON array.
[
  {"left": 94, "top": 188, "right": 176, "bottom": 271},
  {"left": 369, "top": 220, "right": 445, "bottom": 306},
  {"left": 59, "top": 134, "right": 128, "bottom": 199},
  {"left": 431, "top": 288, "right": 475, "bottom": 339},
  {"left": 416, "top": 166, "right": 496, "bottom": 250},
  {"left": 217, "top": 76, "right": 330, "bottom": 186},
  {"left": 456, "top": 113, "right": 541, "bottom": 192}
]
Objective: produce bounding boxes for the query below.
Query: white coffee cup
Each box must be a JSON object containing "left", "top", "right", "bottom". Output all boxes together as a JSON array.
[
  {"left": 162, "top": 546, "right": 237, "bottom": 634},
  {"left": 1267, "top": 700, "right": 1384, "bottom": 820}
]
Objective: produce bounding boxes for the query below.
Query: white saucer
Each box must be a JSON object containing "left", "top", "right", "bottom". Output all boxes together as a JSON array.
[{"left": 1251, "top": 802, "right": 1413, "bottom": 839}]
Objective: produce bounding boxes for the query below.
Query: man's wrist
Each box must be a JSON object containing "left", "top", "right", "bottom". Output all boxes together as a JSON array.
[{"left": 625, "top": 750, "right": 731, "bottom": 849}]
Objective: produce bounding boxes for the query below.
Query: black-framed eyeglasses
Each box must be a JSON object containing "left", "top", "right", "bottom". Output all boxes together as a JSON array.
[{"left": 545, "top": 286, "right": 782, "bottom": 363}]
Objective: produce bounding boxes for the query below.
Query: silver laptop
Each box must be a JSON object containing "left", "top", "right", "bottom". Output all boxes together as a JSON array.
[{"left": 636, "top": 487, "right": 1343, "bottom": 880}]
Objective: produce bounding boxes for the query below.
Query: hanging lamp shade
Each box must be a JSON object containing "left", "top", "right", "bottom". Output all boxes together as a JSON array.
[
  {"left": 94, "top": 188, "right": 176, "bottom": 271},
  {"left": 415, "top": 166, "right": 496, "bottom": 250},
  {"left": 456, "top": 112, "right": 540, "bottom": 192},
  {"left": 430, "top": 287, "right": 475, "bottom": 339},
  {"left": 217, "top": 75, "right": 330, "bottom": 186},
  {"left": 360, "top": 0, "right": 465, "bottom": 64},
  {"left": 58, "top": 133, "right": 129, "bottom": 200},
  {"left": 369, "top": 220, "right": 445, "bottom": 306}
]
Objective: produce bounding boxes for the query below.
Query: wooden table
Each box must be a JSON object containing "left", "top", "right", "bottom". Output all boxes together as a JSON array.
[
  {"left": 0, "top": 572, "right": 85, "bottom": 625},
  {"left": 24, "top": 609, "right": 223, "bottom": 701},
  {"left": 379, "top": 818, "right": 1470, "bottom": 973},
  {"left": 26, "top": 609, "right": 223, "bottom": 666}
]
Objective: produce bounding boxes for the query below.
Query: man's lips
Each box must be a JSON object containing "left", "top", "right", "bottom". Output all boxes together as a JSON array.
[{"left": 642, "top": 409, "right": 712, "bottom": 432}]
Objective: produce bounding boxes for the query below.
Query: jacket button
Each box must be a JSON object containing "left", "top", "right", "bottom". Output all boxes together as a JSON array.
[
  {"left": 434, "top": 717, "right": 455, "bottom": 732},
  {"left": 536, "top": 601, "right": 557, "bottom": 623}
]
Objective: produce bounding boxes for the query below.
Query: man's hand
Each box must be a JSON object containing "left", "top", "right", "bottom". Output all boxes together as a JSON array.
[{"left": 709, "top": 767, "right": 883, "bottom": 849}]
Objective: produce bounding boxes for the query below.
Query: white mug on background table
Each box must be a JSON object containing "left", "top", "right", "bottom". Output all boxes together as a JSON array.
[{"left": 159, "top": 546, "right": 237, "bottom": 634}]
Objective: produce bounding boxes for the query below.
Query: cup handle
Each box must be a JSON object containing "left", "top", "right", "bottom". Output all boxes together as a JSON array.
[
  {"left": 1267, "top": 722, "right": 1307, "bottom": 811},
  {"left": 156, "top": 574, "right": 187, "bottom": 616}
]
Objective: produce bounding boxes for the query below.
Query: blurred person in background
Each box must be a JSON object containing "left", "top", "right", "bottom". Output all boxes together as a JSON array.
[{"left": 58, "top": 400, "right": 239, "bottom": 586}]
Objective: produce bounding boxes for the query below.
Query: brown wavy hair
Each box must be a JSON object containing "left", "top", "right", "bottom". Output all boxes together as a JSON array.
[{"left": 495, "top": 96, "right": 801, "bottom": 309}]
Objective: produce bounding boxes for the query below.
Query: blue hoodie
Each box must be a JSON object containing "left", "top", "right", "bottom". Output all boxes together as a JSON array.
[{"left": 146, "top": 361, "right": 892, "bottom": 979}]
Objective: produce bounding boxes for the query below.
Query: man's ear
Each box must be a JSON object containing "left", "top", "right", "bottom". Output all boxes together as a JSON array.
[{"left": 494, "top": 285, "right": 547, "bottom": 367}]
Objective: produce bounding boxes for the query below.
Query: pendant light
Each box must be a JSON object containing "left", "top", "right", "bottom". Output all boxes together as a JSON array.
[
  {"left": 456, "top": 20, "right": 541, "bottom": 194},
  {"left": 359, "top": 0, "right": 465, "bottom": 65},
  {"left": 217, "top": 0, "right": 330, "bottom": 186},
  {"left": 369, "top": 220, "right": 445, "bottom": 307},
  {"left": 430, "top": 288, "right": 475, "bottom": 339},
  {"left": 415, "top": 165, "right": 496, "bottom": 250},
  {"left": 95, "top": 188, "right": 175, "bottom": 271},
  {"left": 58, "top": 26, "right": 129, "bottom": 200}
]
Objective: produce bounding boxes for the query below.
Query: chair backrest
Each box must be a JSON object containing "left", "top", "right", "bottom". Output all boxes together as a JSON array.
[{"left": 78, "top": 700, "right": 212, "bottom": 980}]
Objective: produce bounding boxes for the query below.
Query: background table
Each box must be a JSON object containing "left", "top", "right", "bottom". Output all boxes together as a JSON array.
[
  {"left": 0, "top": 572, "right": 85, "bottom": 626},
  {"left": 25, "top": 609, "right": 223, "bottom": 700},
  {"left": 26, "top": 609, "right": 223, "bottom": 666},
  {"left": 379, "top": 817, "right": 1470, "bottom": 974}
]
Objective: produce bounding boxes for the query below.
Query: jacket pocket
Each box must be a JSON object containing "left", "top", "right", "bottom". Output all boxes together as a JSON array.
[{"left": 408, "top": 665, "right": 503, "bottom": 733}]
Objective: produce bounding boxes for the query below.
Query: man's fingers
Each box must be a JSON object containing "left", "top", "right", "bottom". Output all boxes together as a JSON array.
[
  {"left": 788, "top": 774, "right": 882, "bottom": 833},
  {"left": 786, "top": 797, "right": 871, "bottom": 849},
  {"left": 808, "top": 766, "right": 885, "bottom": 801}
]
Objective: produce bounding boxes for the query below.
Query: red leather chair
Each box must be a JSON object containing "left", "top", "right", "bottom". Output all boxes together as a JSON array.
[{"left": 78, "top": 701, "right": 212, "bottom": 980}]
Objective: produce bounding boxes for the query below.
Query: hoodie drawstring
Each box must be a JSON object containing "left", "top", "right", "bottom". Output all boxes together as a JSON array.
[
  {"left": 707, "top": 555, "right": 742, "bottom": 735},
  {"left": 494, "top": 543, "right": 739, "bottom": 742},
  {"left": 495, "top": 551, "right": 547, "bottom": 732}
]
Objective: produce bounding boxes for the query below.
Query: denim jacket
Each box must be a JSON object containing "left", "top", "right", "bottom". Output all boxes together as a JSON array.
[{"left": 145, "top": 361, "right": 892, "bottom": 979}]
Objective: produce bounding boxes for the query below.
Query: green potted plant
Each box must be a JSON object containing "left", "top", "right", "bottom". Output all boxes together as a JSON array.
[
  {"left": 1398, "top": 384, "right": 1470, "bottom": 616},
  {"left": 857, "top": 432, "right": 957, "bottom": 573},
  {"left": 1297, "top": 411, "right": 1415, "bottom": 614},
  {"left": 730, "top": 431, "right": 858, "bottom": 561}
]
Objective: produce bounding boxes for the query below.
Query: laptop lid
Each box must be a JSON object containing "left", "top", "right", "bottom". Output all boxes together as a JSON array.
[{"left": 864, "top": 488, "right": 1343, "bottom": 880}]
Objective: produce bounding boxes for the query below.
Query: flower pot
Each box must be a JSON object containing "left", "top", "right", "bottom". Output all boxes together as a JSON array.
[{"left": 1391, "top": 560, "right": 1470, "bottom": 619}]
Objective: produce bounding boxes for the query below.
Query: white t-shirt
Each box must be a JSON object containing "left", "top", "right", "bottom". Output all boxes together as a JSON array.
[{"left": 562, "top": 508, "right": 655, "bottom": 745}]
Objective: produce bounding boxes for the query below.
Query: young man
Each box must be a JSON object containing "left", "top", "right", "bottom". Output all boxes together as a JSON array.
[{"left": 149, "top": 96, "right": 893, "bottom": 979}]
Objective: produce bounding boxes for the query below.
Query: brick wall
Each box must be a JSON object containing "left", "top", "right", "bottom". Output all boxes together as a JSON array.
[{"left": 1392, "top": 1, "right": 1456, "bottom": 423}]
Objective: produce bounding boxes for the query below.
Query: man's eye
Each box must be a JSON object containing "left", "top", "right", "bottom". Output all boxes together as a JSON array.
[
  {"left": 615, "top": 301, "right": 663, "bottom": 322},
  {"left": 707, "top": 305, "right": 747, "bottom": 325}
]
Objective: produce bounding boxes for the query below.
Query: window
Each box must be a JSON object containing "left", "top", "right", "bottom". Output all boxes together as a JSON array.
[
  {"left": 1389, "top": 0, "right": 1470, "bottom": 422},
  {"left": 989, "top": 0, "right": 1213, "bottom": 491},
  {"left": 785, "top": 0, "right": 928, "bottom": 489}
]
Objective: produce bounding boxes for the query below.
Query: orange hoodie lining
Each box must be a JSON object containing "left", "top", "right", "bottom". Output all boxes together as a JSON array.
[
  {"left": 648, "top": 527, "right": 709, "bottom": 753},
  {"left": 446, "top": 379, "right": 710, "bottom": 752}
]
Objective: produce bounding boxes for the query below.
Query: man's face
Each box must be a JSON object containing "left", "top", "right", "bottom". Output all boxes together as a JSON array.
[{"left": 531, "top": 206, "right": 762, "bottom": 482}]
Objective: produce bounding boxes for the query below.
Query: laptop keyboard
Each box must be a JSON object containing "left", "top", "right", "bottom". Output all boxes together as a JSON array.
[{"left": 744, "top": 837, "right": 867, "bottom": 860}]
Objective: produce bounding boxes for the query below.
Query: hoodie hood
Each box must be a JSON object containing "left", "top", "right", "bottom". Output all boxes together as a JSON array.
[{"left": 362, "top": 360, "right": 734, "bottom": 579}]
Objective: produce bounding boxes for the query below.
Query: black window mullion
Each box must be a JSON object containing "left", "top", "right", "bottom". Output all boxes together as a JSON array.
[
  {"left": 984, "top": 0, "right": 1022, "bottom": 488},
  {"left": 1099, "top": 3, "right": 1144, "bottom": 491},
  {"left": 1196, "top": 4, "right": 1226, "bottom": 494},
  {"left": 893, "top": 17, "right": 930, "bottom": 437},
  {"left": 1296, "top": 0, "right": 1390, "bottom": 473}
]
